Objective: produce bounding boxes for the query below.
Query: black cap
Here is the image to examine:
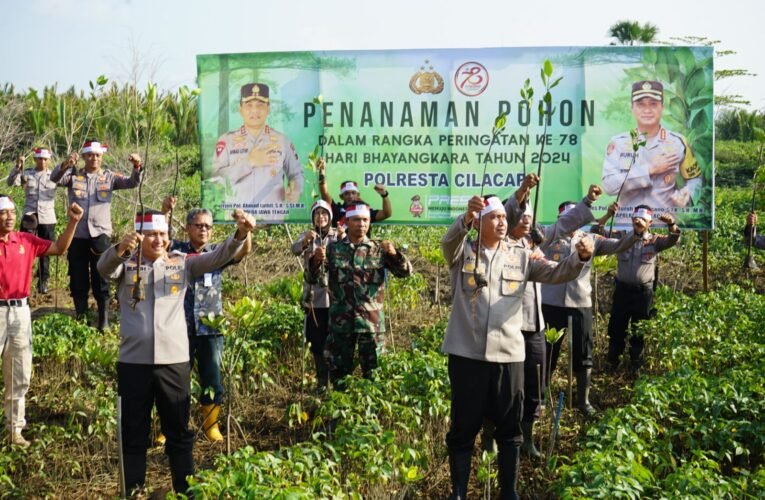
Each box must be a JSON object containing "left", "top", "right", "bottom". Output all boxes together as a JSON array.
[
  {"left": 632, "top": 81, "right": 663, "bottom": 102},
  {"left": 240, "top": 83, "right": 269, "bottom": 103}
]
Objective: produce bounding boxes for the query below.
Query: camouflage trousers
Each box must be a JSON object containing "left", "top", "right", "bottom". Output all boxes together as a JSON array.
[{"left": 324, "top": 329, "right": 385, "bottom": 385}]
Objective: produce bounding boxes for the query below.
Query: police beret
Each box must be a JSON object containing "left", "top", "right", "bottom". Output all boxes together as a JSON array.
[
  {"left": 240, "top": 83, "right": 269, "bottom": 103},
  {"left": 632, "top": 81, "right": 663, "bottom": 102}
]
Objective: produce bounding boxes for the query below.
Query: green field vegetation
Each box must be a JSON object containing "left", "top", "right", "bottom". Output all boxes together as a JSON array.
[{"left": 2, "top": 82, "right": 765, "bottom": 497}]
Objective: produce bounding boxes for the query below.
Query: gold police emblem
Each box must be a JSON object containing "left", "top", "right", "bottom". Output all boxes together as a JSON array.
[
  {"left": 171, "top": 273, "right": 180, "bottom": 280},
  {"left": 505, "top": 281, "right": 519, "bottom": 293},
  {"left": 171, "top": 285, "right": 179, "bottom": 295},
  {"left": 642, "top": 81, "right": 652, "bottom": 91},
  {"left": 467, "top": 276, "right": 476, "bottom": 287},
  {"left": 409, "top": 60, "right": 444, "bottom": 95}
]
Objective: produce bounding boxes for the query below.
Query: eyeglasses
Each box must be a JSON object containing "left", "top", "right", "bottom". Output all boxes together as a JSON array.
[{"left": 191, "top": 223, "right": 212, "bottom": 230}]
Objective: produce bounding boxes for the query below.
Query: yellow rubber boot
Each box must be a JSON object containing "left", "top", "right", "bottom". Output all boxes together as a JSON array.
[{"left": 201, "top": 404, "right": 224, "bottom": 442}]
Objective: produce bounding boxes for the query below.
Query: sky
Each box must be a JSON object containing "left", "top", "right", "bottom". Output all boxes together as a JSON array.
[{"left": 1, "top": 0, "right": 762, "bottom": 110}]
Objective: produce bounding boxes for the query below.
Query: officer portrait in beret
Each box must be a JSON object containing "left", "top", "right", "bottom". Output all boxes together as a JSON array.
[
  {"left": 209, "top": 83, "right": 304, "bottom": 220},
  {"left": 601, "top": 80, "right": 701, "bottom": 212}
]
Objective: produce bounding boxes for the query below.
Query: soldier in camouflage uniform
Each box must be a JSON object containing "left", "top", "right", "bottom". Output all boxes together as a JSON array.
[
  {"left": 306, "top": 203, "right": 412, "bottom": 386},
  {"left": 210, "top": 83, "right": 304, "bottom": 218}
]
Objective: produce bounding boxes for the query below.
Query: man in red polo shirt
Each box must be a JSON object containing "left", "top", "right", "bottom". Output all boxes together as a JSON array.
[{"left": 0, "top": 194, "right": 83, "bottom": 446}]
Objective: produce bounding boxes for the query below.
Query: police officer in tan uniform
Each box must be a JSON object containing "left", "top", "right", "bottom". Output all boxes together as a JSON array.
[
  {"left": 441, "top": 194, "right": 593, "bottom": 499},
  {"left": 51, "top": 140, "right": 142, "bottom": 330},
  {"left": 7, "top": 148, "right": 59, "bottom": 293},
  {"left": 97, "top": 209, "right": 255, "bottom": 495},
  {"left": 602, "top": 81, "right": 701, "bottom": 211},
  {"left": 210, "top": 83, "right": 304, "bottom": 218},
  {"left": 607, "top": 206, "right": 680, "bottom": 375}
]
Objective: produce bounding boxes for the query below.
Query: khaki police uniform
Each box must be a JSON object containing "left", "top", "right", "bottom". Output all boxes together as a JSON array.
[
  {"left": 441, "top": 207, "right": 587, "bottom": 497},
  {"left": 602, "top": 126, "right": 701, "bottom": 210},
  {"left": 7, "top": 166, "right": 59, "bottom": 288},
  {"left": 607, "top": 226, "right": 680, "bottom": 371},
  {"left": 50, "top": 163, "right": 142, "bottom": 325},
  {"left": 97, "top": 233, "right": 245, "bottom": 493}
]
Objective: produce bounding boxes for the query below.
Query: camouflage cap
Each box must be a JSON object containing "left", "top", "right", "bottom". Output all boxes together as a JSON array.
[
  {"left": 632, "top": 81, "right": 663, "bottom": 102},
  {"left": 241, "top": 83, "right": 270, "bottom": 103}
]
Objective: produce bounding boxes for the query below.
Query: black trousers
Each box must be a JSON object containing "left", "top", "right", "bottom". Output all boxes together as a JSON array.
[
  {"left": 21, "top": 223, "right": 55, "bottom": 283},
  {"left": 521, "top": 330, "right": 546, "bottom": 422},
  {"left": 117, "top": 362, "right": 194, "bottom": 457},
  {"left": 607, "top": 280, "right": 653, "bottom": 368},
  {"left": 304, "top": 307, "right": 330, "bottom": 357},
  {"left": 542, "top": 304, "right": 593, "bottom": 374},
  {"left": 67, "top": 237, "right": 110, "bottom": 304},
  {"left": 446, "top": 354, "right": 524, "bottom": 453}
]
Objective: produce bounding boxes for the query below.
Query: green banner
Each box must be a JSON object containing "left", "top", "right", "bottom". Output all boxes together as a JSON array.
[{"left": 197, "top": 46, "right": 714, "bottom": 229}]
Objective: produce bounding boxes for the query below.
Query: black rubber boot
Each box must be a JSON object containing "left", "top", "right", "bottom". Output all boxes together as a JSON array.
[
  {"left": 168, "top": 452, "right": 195, "bottom": 496},
  {"left": 480, "top": 418, "right": 497, "bottom": 453},
  {"left": 520, "top": 421, "right": 541, "bottom": 458},
  {"left": 96, "top": 297, "right": 109, "bottom": 332},
  {"left": 313, "top": 352, "right": 329, "bottom": 391},
  {"left": 576, "top": 368, "right": 596, "bottom": 417},
  {"left": 497, "top": 443, "right": 521, "bottom": 500},
  {"left": 73, "top": 296, "right": 89, "bottom": 321},
  {"left": 448, "top": 449, "right": 472, "bottom": 500},
  {"left": 122, "top": 452, "right": 147, "bottom": 495}
]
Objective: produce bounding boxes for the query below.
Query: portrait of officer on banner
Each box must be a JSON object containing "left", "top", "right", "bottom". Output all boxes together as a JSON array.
[
  {"left": 209, "top": 83, "right": 304, "bottom": 218},
  {"left": 601, "top": 80, "right": 701, "bottom": 213}
]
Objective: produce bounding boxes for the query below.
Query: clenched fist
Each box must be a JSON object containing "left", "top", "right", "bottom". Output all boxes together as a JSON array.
[{"left": 575, "top": 235, "right": 594, "bottom": 261}]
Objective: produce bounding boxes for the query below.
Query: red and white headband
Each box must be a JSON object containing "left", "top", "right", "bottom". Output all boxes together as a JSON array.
[
  {"left": 344, "top": 204, "right": 370, "bottom": 218},
  {"left": 0, "top": 196, "right": 14, "bottom": 211},
  {"left": 340, "top": 181, "right": 359, "bottom": 194},
  {"left": 135, "top": 213, "right": 168, "bottom": 232},
  {"left": 632, "top": 207, "right": 653, "bottom": 221},
  {"left": 82, "top": 141, "right": 108, "bottom": 154},
  {"left": 34, "top": 148, "right": 51, "bottom": 159},
  {"left": 480, "top": 196, "right": 506, "bottom": 216}
]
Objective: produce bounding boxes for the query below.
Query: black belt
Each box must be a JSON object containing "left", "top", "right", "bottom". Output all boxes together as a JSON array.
[
  {"left": 615, "top": 279, "right": 652, "bottom": 292},
  {"left": 0, "top": 298, "right": 28, "bottom": 307}
]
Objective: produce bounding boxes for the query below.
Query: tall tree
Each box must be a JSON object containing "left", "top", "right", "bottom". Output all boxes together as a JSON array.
[{"left": 609, "top": 20, "right": 659, "bottom": 45}]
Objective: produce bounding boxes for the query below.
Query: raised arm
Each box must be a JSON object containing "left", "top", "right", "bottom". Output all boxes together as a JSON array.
[
  {"left": 6, "top": 156, "right": 24, "bottom": 186},
  {"left": 112, "top": 153, "right": 143, "bottom": 190},
  {"left": 50, "top": 153, "right": 79, "bottom": 185}
]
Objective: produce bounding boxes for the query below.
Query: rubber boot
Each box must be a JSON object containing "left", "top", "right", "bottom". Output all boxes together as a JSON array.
[
  {"left": 313, "top": 352, "right": 329, "bottom": 392},
  {"left": 123, "top": 452, "right": 147, "bottom": 495},
  {"left": 576, "top": 368, "right": 596, "bottom": 417},
  {"left": 480, "top": 418, "right": 497, "bottom": 453},
  {"left": 73, "top": 296, "right": 89, "bottom": 321},
  {"left": 520, "top": 421, "right": 541, "bottom": 458},
  {"left": 497, "top": 443, "right": 521, "bottom": 500},
  {"left": 96, "top": 297, "right": 109, "bottom": 332},
  {"left": 448, "top": 449, "right": 472, "bottom": 500},
  {"left": 168, "top": 451, "right": 194, "bottom": 496},
  {"left": 201, "top": 404, "right": 224, "bottom": 442}
]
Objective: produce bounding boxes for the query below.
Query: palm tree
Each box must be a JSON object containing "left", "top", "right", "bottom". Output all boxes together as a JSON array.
[{"left": 608, "top": 20, "right": 659, "bottom": 45}]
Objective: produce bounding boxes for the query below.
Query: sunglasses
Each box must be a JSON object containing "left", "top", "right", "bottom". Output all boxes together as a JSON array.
[{"left": 191, "top": 223, "right": 212, "bottom": 230}]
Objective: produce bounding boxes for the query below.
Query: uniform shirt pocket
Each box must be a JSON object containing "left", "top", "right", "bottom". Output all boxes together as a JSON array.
[
  {"left": 500, "top": 266, "right": 525, "bottom": 297},
  {"left": 96, "top": 183, "right": 112, "bottom": 203},
  {"left": 164, "top": 271, "right": 186, "bottom": 297}
]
